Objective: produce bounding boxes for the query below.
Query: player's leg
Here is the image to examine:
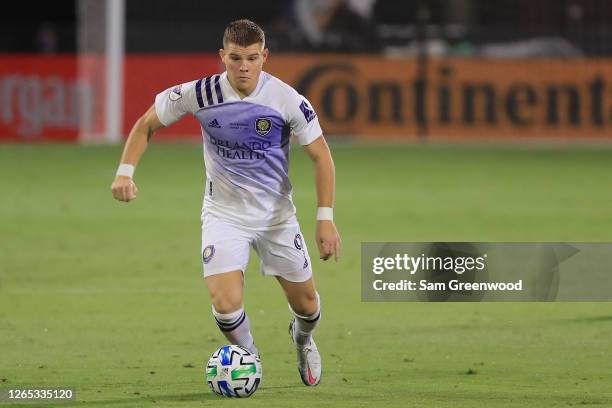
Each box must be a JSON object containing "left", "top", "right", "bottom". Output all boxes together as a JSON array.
[
  {"left": 276, "top": 276, "right": 320, "bottom": 346},
  {"left": 276, "top": 276, "right": 322, "bottom": 386},
  {"left": 201, "top": 214, "right": 258, "bottom": 355},
  {"left": 254, "top": 221, "right": 321, "bottom": 385},
  {"left": 205, "top": 271, "right": 258, "bottom": 355}
]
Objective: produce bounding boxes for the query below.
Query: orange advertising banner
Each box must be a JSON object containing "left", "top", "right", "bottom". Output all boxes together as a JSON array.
[{"left": 266, "top": 55, "right": 612, "bottom": 140}]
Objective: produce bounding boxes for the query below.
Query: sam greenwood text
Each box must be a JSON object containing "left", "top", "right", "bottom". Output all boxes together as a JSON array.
[
  {"left": 370, "top": 253, "right": 522, "bottom": 292},
  {"left": 372, "top": 279, "right": 523, "bottom": 291}
]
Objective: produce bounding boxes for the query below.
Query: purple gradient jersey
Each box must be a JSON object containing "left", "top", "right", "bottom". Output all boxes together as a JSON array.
[{"left": 155, "top": 72, "right": 322, "bottom": 229}]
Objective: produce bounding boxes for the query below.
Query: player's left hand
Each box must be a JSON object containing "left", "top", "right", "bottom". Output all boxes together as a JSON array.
[{"left": 316, "top": 220, "right": 341, "bottom": 262}]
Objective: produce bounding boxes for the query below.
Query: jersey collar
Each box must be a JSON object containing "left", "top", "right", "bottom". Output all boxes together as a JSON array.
[{"left": 221, "top": 71, "right": 265, "bottom": 101}]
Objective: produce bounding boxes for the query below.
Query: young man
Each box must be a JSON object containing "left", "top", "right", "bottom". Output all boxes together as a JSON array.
[{"left": 111, "top": 19, "right": 341, "bottom": 387}]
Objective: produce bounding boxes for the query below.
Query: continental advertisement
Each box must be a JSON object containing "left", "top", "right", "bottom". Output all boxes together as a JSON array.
[
  {"left": 2, "top": 54, "right": 612, "bottom": 141},
  {"left": 267, "top": 55, "right": 612, "bottom": 140}
]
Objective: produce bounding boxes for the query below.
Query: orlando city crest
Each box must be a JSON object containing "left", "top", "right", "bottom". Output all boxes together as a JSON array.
[
  {"left": 294, "top": 233, "right": 303, "bottom": 250},
  {"left": 255, "top": 118, "right": 272, "bottom": 136},
  {"left": 203, "top": 245, "right": 215, "bottom": 264}
]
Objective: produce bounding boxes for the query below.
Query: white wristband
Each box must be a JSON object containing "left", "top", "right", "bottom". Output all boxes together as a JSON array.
[
  {"left": 116, "top": 163, "right": 135, "bottom": 178},
  {"left": 316, "top": 207, "right": 333, "bottom": 221}
]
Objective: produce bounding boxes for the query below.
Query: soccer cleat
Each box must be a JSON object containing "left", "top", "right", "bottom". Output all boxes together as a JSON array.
[
  {"left": 240, "top": 344, "right": 260, "bottom": 361},
  {"left": 289, "top": 319, "right": 321, "bottom": 386},
  {"left": 251, "top": 344, "right": 260, "bottom": 360}
]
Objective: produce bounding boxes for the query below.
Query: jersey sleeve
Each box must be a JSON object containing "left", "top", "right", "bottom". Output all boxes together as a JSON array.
[
  {"left": 154, "top": 80, "right": 200, "bottom": 126},
  {"left": 287, "top": 90, "right": 323, "bottom": 145}
]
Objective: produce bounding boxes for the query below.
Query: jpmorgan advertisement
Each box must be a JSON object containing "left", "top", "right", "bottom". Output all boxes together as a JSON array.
[{"left": 0, "top": 55, "right": 221, "bottom": 142}]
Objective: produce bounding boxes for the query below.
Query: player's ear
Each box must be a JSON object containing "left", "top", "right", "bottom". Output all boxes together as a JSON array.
[
  {"left": 219, "top": 48, "right": 225, "bottom": 62},
  {"left": 262, "top": 48, "right": 269, "bottom": 63}
]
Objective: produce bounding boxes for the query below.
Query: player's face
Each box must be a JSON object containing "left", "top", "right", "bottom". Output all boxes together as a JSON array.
[{"left": 220, "top": 42, "right": 268, "bottom": 98}]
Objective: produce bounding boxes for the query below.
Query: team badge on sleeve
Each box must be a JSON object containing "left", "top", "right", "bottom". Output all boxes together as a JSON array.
[
  {"left": 255, "top": 118, "right": 272, "bottom": 136},
  {"left": 299, "top": 100, "right": 316, "bottom": 123},
  {"left": 203, "top": 245, "right": 215, "bottom": 264},
  {"left": 169, "top": 85, "right": 182, "bottom": 101}
]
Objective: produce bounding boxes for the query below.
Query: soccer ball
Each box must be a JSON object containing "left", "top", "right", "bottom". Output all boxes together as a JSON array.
[{"left": 206, "top": 345, "right": 262, "bottom": 398}]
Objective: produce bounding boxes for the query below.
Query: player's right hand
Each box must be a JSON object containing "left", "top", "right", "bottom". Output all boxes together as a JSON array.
[{"left": 111, "top": 176, "right": 139, "bottom": 202}]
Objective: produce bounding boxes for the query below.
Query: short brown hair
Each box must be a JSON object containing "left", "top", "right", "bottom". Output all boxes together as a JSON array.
[{"left": 223, "top": 19, "right": 265, "bottom": 48}]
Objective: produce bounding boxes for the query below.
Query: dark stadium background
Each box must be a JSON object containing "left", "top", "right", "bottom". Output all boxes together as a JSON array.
[{"left": 5, "top": 0, "right": 612, "bottom": 54}]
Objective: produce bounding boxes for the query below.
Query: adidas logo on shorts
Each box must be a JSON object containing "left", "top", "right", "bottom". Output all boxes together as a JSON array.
[{"left": 209, "top": 119, "right": 221, "bottom": 128}]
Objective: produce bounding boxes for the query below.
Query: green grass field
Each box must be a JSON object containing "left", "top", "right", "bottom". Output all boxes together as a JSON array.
[{"left": 1, "top": 143, "right": 612, "bottom": 407}]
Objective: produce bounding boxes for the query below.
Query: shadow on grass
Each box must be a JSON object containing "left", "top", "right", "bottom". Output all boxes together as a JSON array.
[{"left": 566, "top": 315, "right": 612, "bottom": 323}]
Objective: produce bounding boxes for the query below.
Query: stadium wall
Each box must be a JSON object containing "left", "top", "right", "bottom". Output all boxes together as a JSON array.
[{"left": 1, "top": 54, "right": 611, "bottom": 142}]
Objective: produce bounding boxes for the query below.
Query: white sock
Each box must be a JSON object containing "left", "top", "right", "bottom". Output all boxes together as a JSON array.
[
  {"left": 212, "top": 306, "right": 258, "bottom": 355},
  {"left": 290, "top": 292, "right": 321, "bottom": 346}
]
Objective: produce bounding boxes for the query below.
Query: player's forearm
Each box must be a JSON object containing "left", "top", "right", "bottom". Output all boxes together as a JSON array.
[
  {"left": 312, "top": 152, "right": 335, "bottom": 208},
  {"left": 118, "top": 118, "right": 152, "bottom": 166}
]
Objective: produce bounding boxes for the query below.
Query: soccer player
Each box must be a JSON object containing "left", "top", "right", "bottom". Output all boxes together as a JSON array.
[{"left": 110, "top": 19, "right": 341, "bottom": 387}]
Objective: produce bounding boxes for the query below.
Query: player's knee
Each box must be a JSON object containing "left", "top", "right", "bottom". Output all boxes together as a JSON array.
[
  {"left": 210, "top": 292, "right": 243, "bottom": 314},
  {"left": 291, "top": 291, "right": 319, "bottom": 317}
]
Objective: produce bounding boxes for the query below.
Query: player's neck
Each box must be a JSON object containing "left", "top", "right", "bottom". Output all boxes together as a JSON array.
[
  {"left": 228, "top": 73, "right": 260, "bottom": 99},
  {"left": 234, "top": 87, "right": 251, "bottom": 99}
]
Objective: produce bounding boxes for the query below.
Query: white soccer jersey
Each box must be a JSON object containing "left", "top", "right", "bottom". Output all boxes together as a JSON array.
[{"left": 155, "top": 71, "right": 323, "bottom": 229}]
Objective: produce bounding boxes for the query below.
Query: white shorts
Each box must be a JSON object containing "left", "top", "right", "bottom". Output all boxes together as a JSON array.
[{"left": 201, "top": 213, "right": 313, "bottom": 283}]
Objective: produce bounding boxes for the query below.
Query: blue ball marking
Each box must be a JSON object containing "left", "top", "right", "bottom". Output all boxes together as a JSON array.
[{"left": 220, "top": 345, "right": 233, "bottom": 366}]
